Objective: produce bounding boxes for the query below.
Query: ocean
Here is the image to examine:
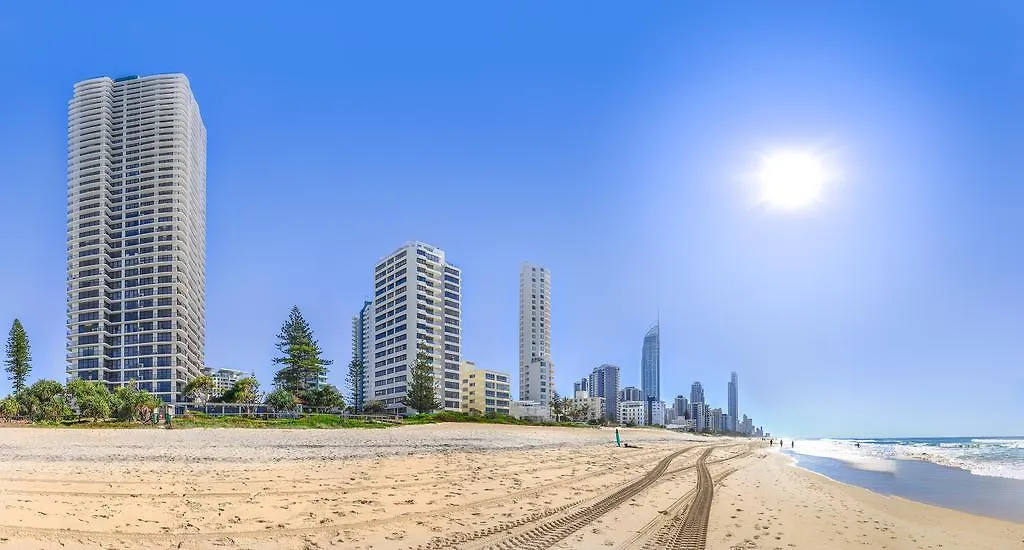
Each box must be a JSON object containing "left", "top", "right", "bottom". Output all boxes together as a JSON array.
[{"left": 786, "top": 436, "right": 1024, "bottom": 523}]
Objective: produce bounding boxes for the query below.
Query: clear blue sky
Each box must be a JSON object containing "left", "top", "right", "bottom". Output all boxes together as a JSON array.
[{"left": 0, "top": 2, "right": 1021, "bottom": 437}]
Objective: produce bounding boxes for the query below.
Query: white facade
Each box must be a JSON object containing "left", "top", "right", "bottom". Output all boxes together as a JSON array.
[
  {"left": 692, "top": 402, "right": 709, "bottom": 431},
  {"left": 568, "top": 392, "right": 605, "bottom": 422},
  {"left": 510, "top": 400, "right": 548, "bottom": 421},
  {"left": 670, "top": 418, "right": 696, "bottom": 431},
  {"left": 519, "top": 263, "right": 554, "bottom": 408},
  {"left": 66, "top": 74, "right": 206, "bottom": 403},
  {"left": 648, "top": 400, "right": 666, "bottom": 426},
  {"left": 350, "top": 300, "right": 373, "bottom": 409},
  {"left": 367, "top": 242, "right": 461, "bottom": 414},
  {"left": 618, "top": 400, "right": 646, "bottom": 425},
  {"left": 209, "top": 368, "right": 248, "bottom": 396}
]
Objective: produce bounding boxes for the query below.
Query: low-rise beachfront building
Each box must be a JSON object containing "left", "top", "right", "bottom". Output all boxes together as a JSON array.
[
  {"left": 568, "top": 390, "right": 605, "bottom": 422},
  {"left": 510, "top": 400, "right": 548, "bottom": 421},
  {"left": 618, "top": 400, "right": 646, "bottom": 425},
  {"left": 205, "top": 368, "right": 250, "bottom": 398},
  {"left": 669, "top": 418, "right": 696, "bottom": 431},
  {"left": 460, "top": 361, "right": 511, "bottom": 415}
]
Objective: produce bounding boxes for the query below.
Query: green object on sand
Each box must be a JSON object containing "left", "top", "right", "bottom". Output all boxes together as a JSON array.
[{"left": 615, "top": 428, "right": 621, "bottom": 447}]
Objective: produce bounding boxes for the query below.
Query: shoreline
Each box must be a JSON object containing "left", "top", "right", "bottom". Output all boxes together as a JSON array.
[
  {"left": 708, "top": 449, "right": 1023, "bottom": 549},
  {"left": 784, "top": 448, "right": 1024, "bottom": 524}
]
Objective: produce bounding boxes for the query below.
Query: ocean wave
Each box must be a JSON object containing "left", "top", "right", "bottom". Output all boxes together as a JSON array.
[
  {"left": 791, "top": 440, "right": 897, "bottom": 473},
  {"left": 795, "top": 438, "right": 1024, "bottom": 481},
  {"left": 971, "top": 438, "right": 1024, "bottom": 449}
]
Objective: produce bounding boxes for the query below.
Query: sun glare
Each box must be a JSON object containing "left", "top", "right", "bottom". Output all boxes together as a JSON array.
[{"left": 757, "top": 151, "right": 828, "bottom": 210}]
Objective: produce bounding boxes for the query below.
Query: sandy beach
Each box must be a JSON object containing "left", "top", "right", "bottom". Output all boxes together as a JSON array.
[{"left": 0, "top": 424, "right": 1020, "bottom": 549}]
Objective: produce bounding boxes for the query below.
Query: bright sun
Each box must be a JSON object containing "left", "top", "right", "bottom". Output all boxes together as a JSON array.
[{"left": 757, "top": 151, "right": 827, "bottom": 210}]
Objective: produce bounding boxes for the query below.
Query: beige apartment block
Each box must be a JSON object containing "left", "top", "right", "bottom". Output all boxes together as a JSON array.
[{"left": 460, "top": 360, "right": 511, "bottom": 415}]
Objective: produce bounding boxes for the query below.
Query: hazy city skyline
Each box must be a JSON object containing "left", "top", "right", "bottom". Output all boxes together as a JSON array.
[{"left": 1, "top": 3, "right": 1022, "bottom": 437}]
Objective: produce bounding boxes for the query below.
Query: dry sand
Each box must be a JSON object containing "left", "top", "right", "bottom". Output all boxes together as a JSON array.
[{"left": 0, "top": 424, "right": 1019, "bottom": 549}]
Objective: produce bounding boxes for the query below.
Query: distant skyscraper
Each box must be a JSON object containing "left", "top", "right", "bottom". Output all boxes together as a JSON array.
[
  {"left": 519, "top": 263, "right": 554, "bottom": 408},
  {"left": 619, "top": 385, "right": 643, "bottom": 403},
  {"left": 66, "top": 74, "right": 206, "bottom": 403},
  {"left": 690, "top": 381, "right": 705, "bottom": 406},
  {"left": 728, "top": 371, "right": 739, "bottom": 432},
  {"left": 674, "top": 395, "right": 689, "bottom": 418},
  {"left": 367, "top": 242, "right": 462, "bottom": 413},
  {"left": 588, "top": 363, "right": 620, "bottom": 421},
  {"left": 351, "top": 300, "right": 373, "bottom": 410},
  {"left": 710, "top": 408, "right": 723, "bottom": 433},
  {"left": 641, "top": 323, "right": 660, "bottom": 400},
  {"left": 573, "top": 377, "right": 588, "bottom": 394}
]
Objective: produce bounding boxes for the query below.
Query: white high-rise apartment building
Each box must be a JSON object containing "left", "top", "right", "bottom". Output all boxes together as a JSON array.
[
  {"left": 368, "top": 242, "right": 461, "bottom": 414},
  {"left": 519, "top": 263, "right": 553, "bottom": 407},
  {"left": 66, "top": 74, "right": 206, "bottom": 403},
  {"left": 351, "top": 300, "right": 373, "bottom": 410},
  {"left": 206, "top": 368, "right": 248, "bottom": 397}
]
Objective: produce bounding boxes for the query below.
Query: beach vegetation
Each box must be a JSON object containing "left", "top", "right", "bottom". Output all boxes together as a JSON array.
[
  {"left": 1, "top": 394, "right": 22, "bottom": 421},
  {"left": 4, "top": 319, "right": 32, "bottom": 394},
  {"left": 363, "top": 400, "right": 385, "bottom": 413},
  {"left": 109, "top": 383, "right": 161, "bottom": 422},
  {"left": 304, "top": 384, "right": 345, "bottom": 410},
  {"left": 175, "top": 411, "right": 388, "bottom": 429},
  {"left": 183, "top": 375, "right": 216, "bottom": 404},
  {"left": 404, "top": 410, "right": 592, "bottom": 428},
  {"left": 272, "top": 306, "right": 332, "bottom": 401},
  {"left": 346, "top": 358, "right": 365, "bottom": 413},
  {"left": 220, "top": 376, "right": 261, "bottom": 414},
  {"left": 265, "top": 388, "right": 298, "bottom": 412},
  {"left": 402, "top": 348, "right": 442, "bottom": 414},
  {"left": 18, "top": 379, "right": 69, "bottom": 422},
  {"left": 65, "top": 379, "right": 112, "bottom": 421}
]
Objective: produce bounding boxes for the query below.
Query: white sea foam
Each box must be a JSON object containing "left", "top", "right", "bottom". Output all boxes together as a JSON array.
[
  {"left": 791, "top": 439, "right": 898, "bottom": 473},
  {"left": 793, "top": 437, "right": 1024, "bottom": 481}
]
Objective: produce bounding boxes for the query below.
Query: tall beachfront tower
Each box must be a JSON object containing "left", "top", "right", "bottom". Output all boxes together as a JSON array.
[
  {"left": 588, "top": 363, "right": 620, "bottom": 421},
  {"left": 66, "top": 74, "right": 206, "bottom": 403},
  {"left": 728, "top": 371, "right": 739, "bottom": 432},
  {"left": 641, "top": 323, "right": 660, "bottom": 400},
  {"left": 518, "top": 263, "right": 553, "bottom": 408},
  {"left": 368, "top": 242, "right": 461, "bottom": 414},
  {"left": 350, "top": 300, "right": 373, "bottom": 411},
  {"left": 690, "top": 381, "right": 705, "bottom": 406}
]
